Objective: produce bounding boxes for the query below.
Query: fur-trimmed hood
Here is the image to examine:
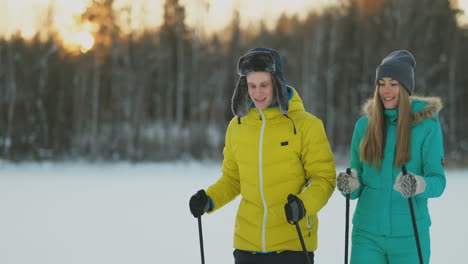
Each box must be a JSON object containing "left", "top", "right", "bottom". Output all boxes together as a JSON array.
[
  {"left": 232, "top": 48, "right": 289, "bottom": 117},
  {"left": 362, "top": 96, "right": 443, "bottom": 123}
]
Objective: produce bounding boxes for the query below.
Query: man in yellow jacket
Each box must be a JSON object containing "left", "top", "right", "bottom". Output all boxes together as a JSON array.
[{"left": 189, "top": 47, "right": 336, "bottom": 264}]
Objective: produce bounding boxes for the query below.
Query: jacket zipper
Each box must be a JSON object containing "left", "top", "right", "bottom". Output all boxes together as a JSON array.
[{"left": 258, "top": 109, "right": 268, "bottom": 252}]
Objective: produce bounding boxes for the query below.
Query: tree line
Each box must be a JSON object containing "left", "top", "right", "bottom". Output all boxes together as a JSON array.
[{"left": 1, "top": 0, "right": 467, "bottom": 166}]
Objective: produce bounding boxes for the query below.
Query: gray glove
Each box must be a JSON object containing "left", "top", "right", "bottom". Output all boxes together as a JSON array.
[
  {"left": 394, "top": 172, "right": 426, "bottom": 198},
  {"left": 337, "top": 169, "right": 360, "bottom": 194}
]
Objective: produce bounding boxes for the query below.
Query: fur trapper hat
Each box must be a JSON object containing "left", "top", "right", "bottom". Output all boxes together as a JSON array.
[{"left": 232, "top": 47, "right": 289, "bottom": 117}]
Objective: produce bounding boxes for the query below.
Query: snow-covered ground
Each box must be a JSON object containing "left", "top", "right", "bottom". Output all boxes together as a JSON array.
[{"left": 0, "top": 161, "right": 466, "bottom": 263}]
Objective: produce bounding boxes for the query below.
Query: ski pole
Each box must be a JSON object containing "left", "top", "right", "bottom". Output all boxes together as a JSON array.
[
  {"left": 288, "top": 196, "right": 312, "bottom": 264},
  {"left": 344, "top": 168, "right": 351, "bottom": 264},
  {"left": 197, "top": 216, "right": 206, "bottom": 264},
  {"left": 294, "top": 221, "right": 312, "bottom": 264},
  {"left": 402, "top": 165, "right": 423, "bottom": 264}
]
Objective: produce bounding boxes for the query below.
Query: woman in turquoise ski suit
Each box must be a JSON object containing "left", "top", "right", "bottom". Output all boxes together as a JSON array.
[{"left": 337, "top": 50, "right": 446, "bottom": 264}]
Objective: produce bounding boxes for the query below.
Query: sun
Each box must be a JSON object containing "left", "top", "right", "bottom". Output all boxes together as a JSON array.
[
  {"left": 56, "top": 19, "right": 99, "bottom": 54},
  {"left": 75, "top": 31, "right": 95, "bottom": 53},
  {"left": 58, "top": 29, "right": 95, "bottom": 54}
]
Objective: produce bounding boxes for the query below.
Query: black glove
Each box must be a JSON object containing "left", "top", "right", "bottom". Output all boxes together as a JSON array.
[
  {"left": 284, "top": 194, "right": 306, "bottom": 224},
  {"left": 189, "top": 189, "right": 212, "bottom": 218}
]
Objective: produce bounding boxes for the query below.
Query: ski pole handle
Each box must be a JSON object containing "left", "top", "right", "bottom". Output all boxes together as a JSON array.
[{"left": 402, "top": 165, "right": 407, "bottom": 175}]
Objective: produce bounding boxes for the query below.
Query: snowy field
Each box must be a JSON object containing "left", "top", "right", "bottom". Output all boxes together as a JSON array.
[{"left": 0, "top": 161, "right": 466, "bottom": 264}]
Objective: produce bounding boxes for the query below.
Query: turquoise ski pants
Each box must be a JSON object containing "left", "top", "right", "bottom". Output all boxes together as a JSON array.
[{"left": 351, "top": 228, "right": 430, "bottom": 264}]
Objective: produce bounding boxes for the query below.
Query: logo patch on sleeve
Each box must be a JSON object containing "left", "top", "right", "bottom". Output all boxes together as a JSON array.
[{"left": 281, "top": 141, "right": 289, "bottom": 146}]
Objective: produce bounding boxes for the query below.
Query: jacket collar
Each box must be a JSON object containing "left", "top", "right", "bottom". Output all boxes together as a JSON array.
[
  {"left": 246, "top": 86, "right": 305, "bottom": 120},
  {"left": 362, "top": 96, "right": 442, "bottom": 124}
]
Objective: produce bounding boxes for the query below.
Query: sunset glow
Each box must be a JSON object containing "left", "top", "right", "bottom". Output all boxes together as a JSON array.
[
  {"left": 55, "top": 19, "right": 98, "bottom": 53},
  {"left": 1, "top": 0, "right": 468, "bottom": 49},
  {"left": 76, "top": 31, "right": 95, "bottom": 53},
  {"left": 56, "top": 30, "right": 94, "bottom": 53},
  {"left": 1, "top": 0, "right": 339, "bottom": 41}
]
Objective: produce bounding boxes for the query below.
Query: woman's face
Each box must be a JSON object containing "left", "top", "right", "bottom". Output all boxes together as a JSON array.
[
  {"left": 247, "top": 72, "right": 274, "bottom": 110},
  {"left": 378, "top": 77, "right": 400, "bottom": 109}
]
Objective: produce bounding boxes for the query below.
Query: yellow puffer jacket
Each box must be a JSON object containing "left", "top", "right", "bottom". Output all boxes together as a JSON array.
[{"left": 206, "top": 87, "right": 336, "bottom": 252}]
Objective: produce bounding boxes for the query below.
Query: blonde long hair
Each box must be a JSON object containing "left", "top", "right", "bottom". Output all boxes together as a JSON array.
[{"left": 360, "top": 85, "right": 413, "bottom": 168}]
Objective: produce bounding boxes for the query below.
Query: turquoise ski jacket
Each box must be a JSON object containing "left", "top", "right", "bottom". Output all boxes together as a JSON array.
[{"left": 348, "top": 97, "right": 446, "bottom": 237}]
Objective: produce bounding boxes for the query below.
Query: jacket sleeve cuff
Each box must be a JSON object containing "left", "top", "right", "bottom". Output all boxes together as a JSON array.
[{"left": 207, "top": 196, "right": 215, "bottom": 212}]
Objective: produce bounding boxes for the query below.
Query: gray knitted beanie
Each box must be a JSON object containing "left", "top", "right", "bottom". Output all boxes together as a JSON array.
[{"left": 376, "top": 50, "right": 416, "bottom": 95}]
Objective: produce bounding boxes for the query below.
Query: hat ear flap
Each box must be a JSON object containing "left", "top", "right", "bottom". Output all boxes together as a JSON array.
[
  {"left": 273, "top": 76, "right": 289, "bottom": 115},
  {"left": 232, "top": 76, "right": 251, "bottom": 117}
]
